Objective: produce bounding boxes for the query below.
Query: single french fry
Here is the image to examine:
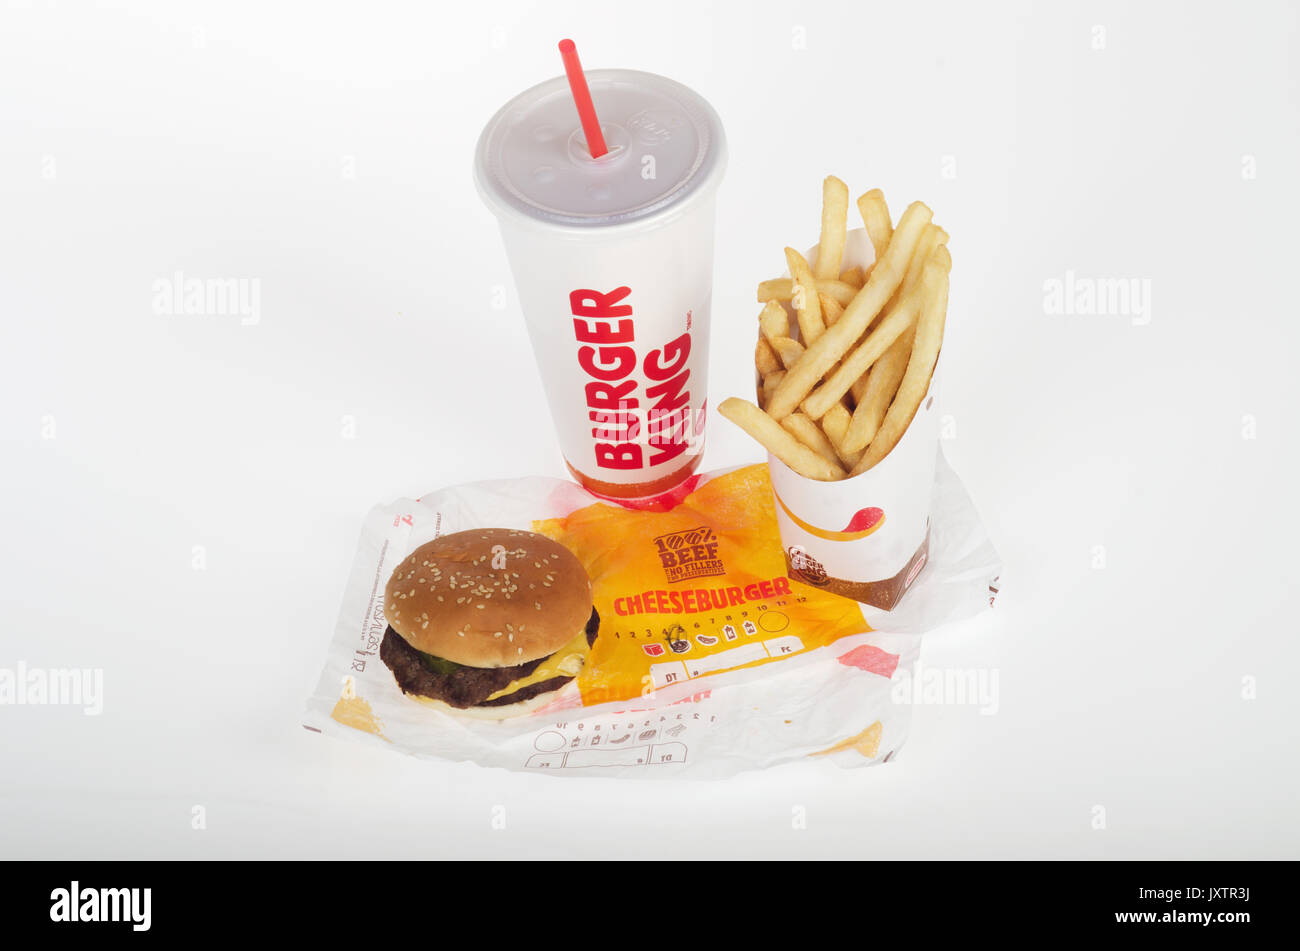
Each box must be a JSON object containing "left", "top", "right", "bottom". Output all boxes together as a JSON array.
[
  {"left": 784, "top": 247, "right": 824, "bottom": 345},
  {"left": 756, "top": 336, "right": 781, "bottom": 376},
  {"left": 719, "top": 398, "right": 845, "bottom": 481},
  {"left": 850, "top": 372, "right": 871, "bottom": 405},
  {"left": 757, "top": 277, "right": 793, "bottom": 301},
  {"left": 760, "top": 370, "right": 786, "bottom": 406},
  {"left": 819, "top": 294, "right": 844, "bottom": 327},
  {"left": 838, "top": 266, "right": 865, "bottom": 288},
  {"left": 814, "top": 175, "right": 850, "bottom": 280},
  {"left": 843, "top": 333, "right": 911, "bottom": 452},
  {"left": 769, "top": 336, "right": 805, "bottom": 369},
  {"left": 819, "top": 403, "right": 863, "bottom": 470},
  {"left": 858, "top": 188, "right": 893, "bottom": 262},
  {"left": 766, "top": 201, "right": 933, "bottom": 419},
  {"left": 815, "top": 280, "right": 859, "bottom": 306},
  {"left": 853, "top": 258, "right": 949, "bottom": 473},
  {"left": 781, "top": 413, "right": 843, "bottom": 470},
  {"left": 757, "top": 277, "right": 859, "bottom": 306},
  {"left": 821, "top": 402, "right": 851, "bottom": 443},
  {"left": 758, "top": 299, "right": 790, "bottom": 341}
]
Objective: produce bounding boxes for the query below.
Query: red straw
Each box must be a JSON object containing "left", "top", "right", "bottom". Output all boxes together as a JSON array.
[{"left": 558, "top": 38, "right": 609, "bottom": 158}]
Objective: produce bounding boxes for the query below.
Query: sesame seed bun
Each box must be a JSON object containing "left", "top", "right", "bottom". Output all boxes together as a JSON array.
[{"left": 383, "top": 529, "right": 592, "bottom": 668}]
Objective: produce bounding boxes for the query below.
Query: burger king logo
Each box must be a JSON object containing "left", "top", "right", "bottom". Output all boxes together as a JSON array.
[{"left": 788, "top": 546, "right": 828, "bottom": 586}]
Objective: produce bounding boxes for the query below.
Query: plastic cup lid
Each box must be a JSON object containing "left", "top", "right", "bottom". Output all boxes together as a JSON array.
[{"left": 474, "top": 69, "right": 726, "bottom": 229}]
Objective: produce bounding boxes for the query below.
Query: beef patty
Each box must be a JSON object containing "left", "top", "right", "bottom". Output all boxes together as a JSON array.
[{"left": 380, "top": 607, "right": 600, "bottom": 709}]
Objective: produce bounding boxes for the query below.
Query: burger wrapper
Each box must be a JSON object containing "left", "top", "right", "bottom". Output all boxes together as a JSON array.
[
  {"left": 303, "top": 461, "right": 999, "bottom": 779},
  {"left": 768, "top": 229, "right": 941, "bottom": 612}
]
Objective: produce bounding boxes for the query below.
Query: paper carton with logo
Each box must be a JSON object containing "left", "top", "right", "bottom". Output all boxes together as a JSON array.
[{"left": 764, "top": 229, "right": 941, "bottom": 610}]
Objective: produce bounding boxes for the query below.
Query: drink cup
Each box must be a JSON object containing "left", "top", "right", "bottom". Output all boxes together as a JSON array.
[{"left": 474, "top": 67, "right": 726, "bottom": 502}]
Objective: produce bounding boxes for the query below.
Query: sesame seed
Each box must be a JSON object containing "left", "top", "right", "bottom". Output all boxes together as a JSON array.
[
  {"left": 508, "top": 633, "right": 514, "bottom": 642},
  {"left": 477, "top": 604, "right": 486, "bottom": 609},
  {"left": 422, "top": 621, "right": 429, "bottom": 628},
  {"left": 535, "top": 602, "right": 541, "bottom": 610},
  {"left": 517, "top": 647, "right": 523, "bottom": 655}
]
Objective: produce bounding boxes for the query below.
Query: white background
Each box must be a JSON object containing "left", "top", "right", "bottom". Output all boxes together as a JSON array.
[{"left": 2, "top": 0, "right": 1298, "bottom": 859}]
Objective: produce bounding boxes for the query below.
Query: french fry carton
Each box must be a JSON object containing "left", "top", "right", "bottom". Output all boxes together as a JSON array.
[{"left": 765, "top": 228, "right": 940, "bottom": 610}]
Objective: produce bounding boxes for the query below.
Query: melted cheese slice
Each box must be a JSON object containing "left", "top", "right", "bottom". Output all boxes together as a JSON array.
[{"left": 482, "top": 628, "right": 591, "bottom": 703}]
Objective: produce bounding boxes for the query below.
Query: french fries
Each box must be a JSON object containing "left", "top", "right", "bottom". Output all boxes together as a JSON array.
[
  {"left": 756, "top": 278, "right": 859, "bottom": 307},
  {"left": 755, "top": 336, "right": 781, "bottom": 376},
  {"left": 800, "top": 277, "right": 925, "bottom": 420},
  {"left": 853, "top": 256, "right": 949, "bottom": 473},
  {"left": 767, "top": 200, "right": 932, "bottom": 420},
  {"left": 819, "top": 403, "right": 863, "bottom": 470},
  {"left": 719, "top": 398, "right": 845, "bottom": 481},
  {"left": 729, "top": 181, "right": 951, "bottom": 480},
  {"left": 819, "top": 294, "right": 844, "bottom": 327},
  {"left": 769, "top": 336, "right": 805, "bottom": 369},
  {"left": 785, "top": 247, "right": 824, "bottom": 344},
  {"left": 757, "top": 299, "right": 789, "bottom": 341},
  {"left": 781, "top": 413, "right": 843, "bottom": 469},
  {"left": 759, "top": 370, "right": 785, "bottom": 408},
  {"left": 858, "top": 188, "right": 893, "bottom": 260},
  {"left": 843, "top": 239, "right": 952, "bottom": 451},
  {"left": 814, "top": 176, "right": 849, "bottom": 280},
  {"left": 845, "top": 333, "right": 911, "bottom": 451}
]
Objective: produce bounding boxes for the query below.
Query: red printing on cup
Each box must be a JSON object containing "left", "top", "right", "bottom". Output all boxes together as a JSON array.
[{"left": 571, "top": 286, "right": 694, "bottom": 475}]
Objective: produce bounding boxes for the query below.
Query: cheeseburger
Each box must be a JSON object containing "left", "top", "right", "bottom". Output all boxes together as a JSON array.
[{"left": 380, "top": 528, "right": 599, "bottom": 719}]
